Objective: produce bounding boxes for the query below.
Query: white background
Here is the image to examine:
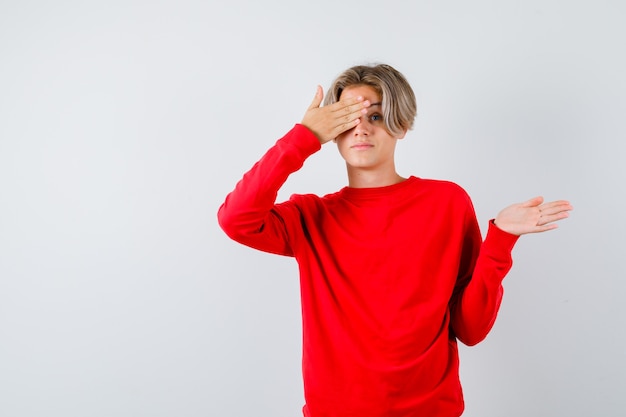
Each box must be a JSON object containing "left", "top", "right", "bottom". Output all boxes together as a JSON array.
[{"left": 1, "top": 1, "right": 624, "bottom": 416}]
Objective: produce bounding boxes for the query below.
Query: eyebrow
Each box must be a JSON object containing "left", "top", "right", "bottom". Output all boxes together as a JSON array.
[{"left": 369, "top": 102, "right": 382, "bottom": 107}]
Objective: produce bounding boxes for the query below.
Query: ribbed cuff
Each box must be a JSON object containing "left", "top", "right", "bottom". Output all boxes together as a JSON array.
[
  {"left": 282, "top": 124, "right": 322, "bottom": 156},
  {"left": 485, "top": 219, "right": 520, "bottom": 254}
]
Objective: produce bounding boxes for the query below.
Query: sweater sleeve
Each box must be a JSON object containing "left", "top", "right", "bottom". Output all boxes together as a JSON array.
[
  {"left": 449, "top": 208, "right": 520, "bottom": 346},
  {"left": 217, "top": 124, "right": 321, "bottom": 256}
]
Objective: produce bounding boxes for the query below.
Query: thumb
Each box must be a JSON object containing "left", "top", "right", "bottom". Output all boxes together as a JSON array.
[
  {"left": 307, "top": 85, "right": 323, "bottom": 110},
  {"left": 521, "top": 196, "right": 544, "bottom": 208}
]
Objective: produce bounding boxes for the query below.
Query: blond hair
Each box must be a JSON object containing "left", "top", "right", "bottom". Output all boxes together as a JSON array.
[{"left": 324, "top": 64, "right": 417, "bottom": 138}]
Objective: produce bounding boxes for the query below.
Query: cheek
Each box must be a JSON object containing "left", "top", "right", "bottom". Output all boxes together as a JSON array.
[
  {"left": 334, "top": 132, "right": 348, "bottom": 146},
  {"left": 334, "top": 137, "right": 350, "bottom": 157}
]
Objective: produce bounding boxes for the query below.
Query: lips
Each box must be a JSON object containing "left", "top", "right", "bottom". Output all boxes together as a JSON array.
[{"left": 351, "top": 142, "right": 374, "bottom": 149}]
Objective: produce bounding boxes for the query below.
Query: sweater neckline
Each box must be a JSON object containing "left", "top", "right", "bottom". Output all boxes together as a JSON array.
[{"left": 339, "top": 176, "right": 419, "bottom": 200}]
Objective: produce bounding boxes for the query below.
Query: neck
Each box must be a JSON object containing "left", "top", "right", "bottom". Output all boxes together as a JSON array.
[{"left": 346, "top": 166, "right": 406, "bottom": 188}]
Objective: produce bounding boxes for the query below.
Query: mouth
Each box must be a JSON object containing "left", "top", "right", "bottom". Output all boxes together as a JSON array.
[{"left": 351, "top": 142, "right": 374, "bottom": 150}]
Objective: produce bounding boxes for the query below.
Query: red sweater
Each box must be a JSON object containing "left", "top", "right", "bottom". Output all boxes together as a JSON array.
[{"left": 218, "top": 124, "right": 519, "bottom": 417}]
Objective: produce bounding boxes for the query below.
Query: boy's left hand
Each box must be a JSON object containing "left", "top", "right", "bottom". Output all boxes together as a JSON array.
[{"left": 494, "top": 196, "right": 573, "bottom": 236}]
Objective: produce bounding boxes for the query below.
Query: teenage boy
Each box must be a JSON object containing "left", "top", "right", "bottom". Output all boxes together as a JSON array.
[{"left": 218, "top": 64, "right": 572, "bottom": 417}]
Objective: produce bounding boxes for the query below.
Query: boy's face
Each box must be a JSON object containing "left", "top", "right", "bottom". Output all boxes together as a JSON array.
[{"left": 335, "top": 85, "right": 405, "bottom": 173}]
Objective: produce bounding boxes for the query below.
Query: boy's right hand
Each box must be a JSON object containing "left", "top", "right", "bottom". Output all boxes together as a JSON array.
[{"left": 301, "top": 85, "right": 370, "bottom": 144}]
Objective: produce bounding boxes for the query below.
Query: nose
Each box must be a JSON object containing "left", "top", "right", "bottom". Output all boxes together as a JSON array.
[{"left": 354, "top": 116, "right": 371, "bottom": 135}]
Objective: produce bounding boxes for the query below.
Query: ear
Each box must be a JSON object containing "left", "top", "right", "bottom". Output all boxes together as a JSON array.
[{"left": 397, "top": 129, "right": 408, "bottom": 140}]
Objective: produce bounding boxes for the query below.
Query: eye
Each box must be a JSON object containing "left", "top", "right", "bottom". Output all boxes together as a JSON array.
[{"left": 369, "top": 113, "right": 383, "bottom": 122}]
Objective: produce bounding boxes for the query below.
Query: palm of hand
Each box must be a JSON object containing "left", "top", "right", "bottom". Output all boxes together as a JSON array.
[{"left": 494, "top": 196, "right": 573, "bottom": 236}]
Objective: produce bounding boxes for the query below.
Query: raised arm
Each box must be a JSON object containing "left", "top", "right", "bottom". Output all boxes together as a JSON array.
[
  {"left": 217, "top": 87, "right": 370, "bottom": 255},
  {"left": 450, "top": 196, "right": 573, "bottom": 346}
]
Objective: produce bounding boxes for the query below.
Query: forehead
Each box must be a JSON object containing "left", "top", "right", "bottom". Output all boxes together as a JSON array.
[{"left": 339, "top": 84, "right": 381, "bottom": 102}]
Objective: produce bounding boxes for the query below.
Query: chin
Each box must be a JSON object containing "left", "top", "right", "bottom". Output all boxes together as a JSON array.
[{"left": 346, "top": 161, "right": 377, "bottom": 170}]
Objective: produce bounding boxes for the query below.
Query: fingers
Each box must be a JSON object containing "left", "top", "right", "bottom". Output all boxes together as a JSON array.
[
  {"left": 532, "top": 223, "right": 559, "bottom": 233},
  {"left": 328, "top": 96, "right": 370, "bottom": 136},
  {"left": 307, "top": 85, "right": 324, "bottom": 110},
  {"left": 301, "top": 88, "right": 370, "bottom": 143},
  {"left": 310, "top": 95, "right": 369, "bottom": 140},
  {"left": 521, "top": 196, "right": 544, "bottom": 208},
  {"left": 536, "top": 200, "right": 573, "bottom": 228},
  {"left": 538, "top": 200, "right": 573, "bottom": 218},
  {"left": 329, "top": 95, "right": 369, "bottom": 115},
  {"left": 519, "top": 198, "right": 573, "bottom": 223},
  {"left": 539, "top": 200, "right": 573, "bottom": 213},
  {"left": 329, "top": 116, "right": 361, "bottom": 139}
]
